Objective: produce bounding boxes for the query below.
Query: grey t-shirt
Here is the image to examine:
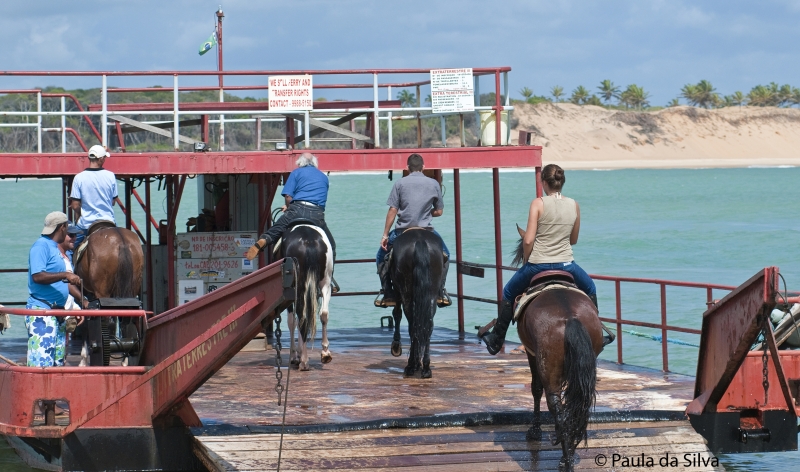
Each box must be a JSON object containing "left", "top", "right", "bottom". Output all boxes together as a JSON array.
[{"left": 387, "top": 172, "right": 444, "bottom": 230}]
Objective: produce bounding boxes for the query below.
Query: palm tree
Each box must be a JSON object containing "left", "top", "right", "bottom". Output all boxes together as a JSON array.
[
  {"left": 667, "top": 98, "right": 680, "bottom": 107},
  {"left": 681, "top": 84, "right": 699, "bottom": 106},
  {"left": 792, "top": 88, "right": 800, "bottom": 107},
  {"left": 519, "top": 87, "right": 534, "bottom": 100},
  {"left": 747, "top": 85, "right": 774, "bottom": 106},
  {"left": 778, "top": 84, "right": 793, "bottom": 107},
  {"left": 695, "top": 80, "right": 720, "bottom": 108},
  {"left": 570, "top": 86, "right": 590, "bottom": 104},
  {"left": 586, "top": 95, "right": 603, "bottom": 106},
  {"left": 729, "top": 91, "right": 745, "bottom": 107},
  {"left": 550, "top": 86, "right": 564, "bottom": 102},
  {"left": 397, "top": 90, "right": 416, "bottom": 108},
  {"left": 620, "top": 84, "right": 650, "bottom": 110},
  {"left": 597, "top": 80, "right": 620, "bottom": 103}
]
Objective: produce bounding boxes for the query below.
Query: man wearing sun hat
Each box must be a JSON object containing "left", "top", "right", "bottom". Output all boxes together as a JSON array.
[
  {"left": 26, "top": 211, "right": 82, "bottom": 367},
  {"left": 69, "top": 145, "right": 118, "bottom": 248}
]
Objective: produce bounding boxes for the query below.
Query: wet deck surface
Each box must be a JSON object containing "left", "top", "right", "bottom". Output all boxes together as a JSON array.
[{"left": 190, "top": 327, "right": 715, "bottom": 471}]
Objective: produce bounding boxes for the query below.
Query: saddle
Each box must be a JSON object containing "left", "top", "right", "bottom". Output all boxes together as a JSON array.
[
  {"left": 74, "top": 221, "right": 116, "bottom": 266},
  {"left": 513, "top": 270, "right": 586, "bottom": 321}
]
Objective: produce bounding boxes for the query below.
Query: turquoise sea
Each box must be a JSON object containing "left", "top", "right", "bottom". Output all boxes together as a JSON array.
[{"left": 1, "top": 167, "right": 799, "bottom": 470}]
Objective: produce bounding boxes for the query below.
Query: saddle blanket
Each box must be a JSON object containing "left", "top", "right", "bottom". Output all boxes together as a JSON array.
[{"left": 513, "top": 283, "right": 587, "bottom": 322}]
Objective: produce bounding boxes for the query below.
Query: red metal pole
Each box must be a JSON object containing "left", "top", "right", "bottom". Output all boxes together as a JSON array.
[
  {"left": 217, "top": 9, "right": 224, "bottom": 90},
  {"left": 453, "top": 169, "right": 465, "bottom": 333},
  {"left": 494, "top": 71, "right": 501, "bottom": 146},
  {"left": 114, "top": 122, "right": 125, "bottom": 151},
  {"left": 257, "top": 174, "right": 266, "bottom": 269},
  {"left": 145, "top": 178, "right": 153, "bottom": 313},
  {"left": 132, "top": 189, "right": 159, "bottom": 231},
  {"left": 167, "top": 177, "right": 175, "bottom": 308},
  {"left": 492, "top": 168, "right": 503, "bottom": 310},
  {"left": 124, "top": 179, "right": 132, "bottom": 230},
  {"left": 616, "top": 280, "right": 623, "bottom": 364},
  {"left": 661, "top": 283, "right": 669, "bottom": 372},
  {"left": 535, "top": 165, "right": 543, "bottom": 198}
]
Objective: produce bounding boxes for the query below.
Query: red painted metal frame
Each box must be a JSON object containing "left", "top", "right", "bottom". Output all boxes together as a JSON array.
[
  {"left": 687, "top": 267, "right": 782, "bottom": 415},
  {"left": 86, "top": 100, "right": 402, "bottom": 112},
  {"left": 0, "top": 259, "right": 294, "bottom": 438},
  {"left": 0, "top": 147, "right": 543, "bottom": 177},
  {"left": 0, "top": 67, "right": 511, "bottom": 77}
]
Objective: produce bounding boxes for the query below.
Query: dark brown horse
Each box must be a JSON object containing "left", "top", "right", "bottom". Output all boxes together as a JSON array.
[
  {"left": 511, "top": 232, "right": 604, "bottom": 471},
  {"left": 73, "top": 225, "right": 143, "bottom": 299}
]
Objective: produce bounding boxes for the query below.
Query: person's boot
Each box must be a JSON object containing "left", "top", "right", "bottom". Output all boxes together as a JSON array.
[
  {"left": 374, "top": 261, "right": 396, "bottom": 308},
  {"left": 437, "top": 259, "right": 452, "bottom": 308},
  {"left": 480, "top": 299, "right": 514, "bottom": 355},
  {"left": 590, "top": 293, "right": 615, "bottom": 346}
]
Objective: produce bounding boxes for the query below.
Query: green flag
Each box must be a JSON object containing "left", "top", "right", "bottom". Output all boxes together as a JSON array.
[{"left": 198, "top": 31, "right": 217, "bottom": 56}]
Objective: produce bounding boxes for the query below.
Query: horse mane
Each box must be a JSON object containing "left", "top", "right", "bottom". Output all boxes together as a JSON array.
[{"left": 111, "top": 228, "right": 136, "bottom": 298}]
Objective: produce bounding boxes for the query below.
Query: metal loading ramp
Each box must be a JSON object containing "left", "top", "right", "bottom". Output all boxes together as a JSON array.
[{"left": 1, "top": 258, "right": 296, "bottom": 471}]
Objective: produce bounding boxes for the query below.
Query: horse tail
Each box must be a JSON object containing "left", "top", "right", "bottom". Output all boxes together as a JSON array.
[
  {"left": 412, "top": 239, "right": 432, "bottom": 359},
  {"left": 562, "top": 317, "right": 597, "bottom": 449},
  {"left": 299, "top": 244, "right": 320, "bottom": 345},
  {"left": 112, "top": 228, "right": 135, "bottom": 298}
]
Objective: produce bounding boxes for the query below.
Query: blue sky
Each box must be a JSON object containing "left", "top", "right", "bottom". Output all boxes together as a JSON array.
[{"left": 2, "top": 0, "right": 799, "bottom": 106}]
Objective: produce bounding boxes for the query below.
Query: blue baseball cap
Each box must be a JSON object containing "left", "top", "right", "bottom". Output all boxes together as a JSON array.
[{"left": 67, "top": 223, "right": 81, "bottom": 235}]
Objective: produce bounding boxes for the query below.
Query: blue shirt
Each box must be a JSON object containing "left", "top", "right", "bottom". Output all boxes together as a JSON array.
[
  {"left": 70, "top": 168, "right": 118, "bottom": 229},
  {"left": 28, "top": 236, "right": 68, "bottom": 307},
  {"left": 282, "top": 166, "right": 329, "bottom": 209}
]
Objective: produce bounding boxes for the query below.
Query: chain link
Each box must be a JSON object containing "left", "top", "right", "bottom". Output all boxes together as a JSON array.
[{"left": 274, "top": 313, "right": 284, "bottom": 405}]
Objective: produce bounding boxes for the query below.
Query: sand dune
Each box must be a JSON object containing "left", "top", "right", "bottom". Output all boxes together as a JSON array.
[{"left": 510, "top": 103, "right": 800, "bottom": 169}]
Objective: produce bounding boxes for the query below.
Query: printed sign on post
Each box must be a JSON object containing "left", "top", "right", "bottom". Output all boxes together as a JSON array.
[
  {"left": 430, "top": 68, "right": 474, "bottom": 114},
  {"left": 268, "top": 75, "right": 313, "bottom": 111}
]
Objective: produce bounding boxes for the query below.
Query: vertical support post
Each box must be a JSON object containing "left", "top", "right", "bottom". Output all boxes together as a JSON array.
[
  {"left": 474, "top": 75, "right": 480, "bottom": 141},
  {"left": 286, "top": 117, "right": 295, "bottom": 149},
  {"left": 102, "top": 75, "right": 108, "bottom": 147},
  {"left": 304, "top": 111, "right": 310, "bottom": 149},
  {"left": 256, "top": 117, "right": 262, "bottom": 151},
  {"left": 459, "top": 114, "right": 465, "bottom": 147},
  {"left": 145, "top": 177, "right": 153, "bottom": 313},
  {"left": 173, "top": 74, "right": 179, "bottom": 151},
  {"left": 416, "top": 85, "right": 422, "bottom": 148},
  {"left": 706, "top": 286, "right": 713, "bottom": 305},
  {"left": 387, "top": 85, "right": 393, "bottom": 148},
  {"left": 60, "top": 96, "right": 66, "bottom": 153},
  {"left": 492, "top": 168, "right": 503, "bottom": 310},
  {"left": 166, "top": 176, "right": 175, "bottom": 309},
  {"left": 125, "top": 179, "right": 132, "bottom": 230},
  {"left": 661, "top": 283, "right": 669, "bottom": 372},
  {"left": 350, "top": 120, "right": 356, "bottom": 149},
  {"left": 217, "top": 8, "right": 225, "bottom": 151},
  {"left": 373, "top": 73, "right": 380, "bottom": 148},
  {"left": 114, "top": 122, "right": 125, "bottom": 151},
  {"left": 454, "top": 169, "right": 465, "bottom": 333},
  {"left": 37, "top": 91, "right": 42, "bottom": 153},
  {"left": 494, "top": 71, "right": 501, "bottom": 147},
  {"left": 440, "top": 115, "right": 446, "bottom": 147},
  {"left": 257, "top": 174, "right": 266, "bottom": 269},
  {"left": 503, "top": 71, "right": 510, "bottom": 144},
  {"left": 615, "top": 280, "right": 622, "bottom": 364},
  {"left": 201, "top": 115, "right": 210, "bottom": 143},
  {"left": 535, "top": 165, "right": 543, "bottom": 198}
]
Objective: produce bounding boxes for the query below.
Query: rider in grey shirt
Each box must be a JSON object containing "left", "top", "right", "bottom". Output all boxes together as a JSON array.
[{"left": 375, "top": 153, "right": 450, "bottom": 308}]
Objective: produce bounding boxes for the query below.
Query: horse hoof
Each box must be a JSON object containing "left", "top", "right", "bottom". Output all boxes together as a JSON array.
[
  {"left": 403, "top": 366, "right": 416, "bottom": 378},
  {"left": 526, "top": 426, "right": 542, "bottom": 441},
  {"left": 300, "top": 363, "right": 310, "bottom": 371},
  {"left": 321, "top": 352, "right": 332, "bottom": 364},
  {"left": 290, "top": 358, "right": 300, "bottom": 366},
  {"left": 391, "top": 342, "right": 402, "bottom": 357},
  {"left": 420, "top": 368, "right": 432, "bottom": 379}
]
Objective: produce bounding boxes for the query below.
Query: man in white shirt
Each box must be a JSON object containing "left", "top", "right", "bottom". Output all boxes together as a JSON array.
[{"left": 69, "top": 145, "right": 118, "bottom": 248}]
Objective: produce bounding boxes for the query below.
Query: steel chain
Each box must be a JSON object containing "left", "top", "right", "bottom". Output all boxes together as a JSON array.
[
  {"left": 274, "top": 313, "right": 284, "bottom": 405},
  {"left": 761, "top": 317, "right": 770, "bottom": 407}
]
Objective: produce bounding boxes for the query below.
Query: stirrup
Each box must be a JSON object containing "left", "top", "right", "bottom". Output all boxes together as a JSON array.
[
  {"left": 601, "top": 323, "right": 616, "bottom": 346},
  {"left": 331, "top": 277, "right": 340, "bottom": 294},
  {"left": 374, "top": 290, "right": 396, "bottom": 308},
  {"left": 436, "top": 289, "right": 452, "bottom": 308}
]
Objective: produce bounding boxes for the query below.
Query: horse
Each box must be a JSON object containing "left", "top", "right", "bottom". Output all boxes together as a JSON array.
[
  {"left": 280, "top": 224, "right": 334, "bottom": 371},
  {"left": 387, "top": 229, "right": 445, "bottom": 379},
  {"left": 510, "top": 226, "right": 604, "bottom": 471}
]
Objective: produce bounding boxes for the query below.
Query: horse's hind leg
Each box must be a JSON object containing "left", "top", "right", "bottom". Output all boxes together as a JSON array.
[
  {"left": 404, "top": 310, "right": 418, "bottom": 378},
  {"left": 546, "top": 392, "right": 573, "bottom": 470},
  {"left": 390, "top": 304, "right": 402, "bottom": 357},
  {"left": 420, "top": 308, "right": 434, "bottom": 379},
  {"left": 526, "top": 352, "right": 543, "bottom": 441},
  {"left": 286, "top": 305, "right": 299, "bottom": 366},
  {"left": 319, "top": 283, "right": 332, "bottom": 364}
]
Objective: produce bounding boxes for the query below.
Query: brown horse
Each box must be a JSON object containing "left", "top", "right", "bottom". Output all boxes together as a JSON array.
[
  {"left": 511, "top": 231, "right": 604, "bottom": 471},
  {"left": 74, "top": 225, "right": 143, "bottom": 299}
]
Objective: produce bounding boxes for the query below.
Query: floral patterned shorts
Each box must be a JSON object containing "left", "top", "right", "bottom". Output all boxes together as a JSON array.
[{"left": 25, "top": 306, "right": 66, "bottom": 367}]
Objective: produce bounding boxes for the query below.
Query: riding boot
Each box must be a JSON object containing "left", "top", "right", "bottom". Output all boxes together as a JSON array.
[
  {"left": 590, "top": 293, "right": 615, "bottom": 347},
  {"left": 480, "top": 299, "right": 515, "bottom": 355},
  {"left": 374, "top": 260, "right": 396, "bottom": 308},
  {"left": 436, "top": 259, "right": 452, "bottom": 308}
]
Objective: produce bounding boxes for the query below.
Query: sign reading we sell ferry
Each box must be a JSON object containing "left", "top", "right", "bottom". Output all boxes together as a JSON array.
[
  {"left": 268, "top": 75, "right": 313, "bottom": 111},
  {"left": 430, "top": 68, "right": 474, "bottom": 114}
]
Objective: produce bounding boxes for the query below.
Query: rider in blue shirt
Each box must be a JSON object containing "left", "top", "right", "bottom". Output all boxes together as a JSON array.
[
  {"left": 26, "top": 211, "right": 82, "bottom": 367},
  {"left": 69, "top": 145, "right": 118, "bottom": 248},
  {"left": 247, "top": 153, "right": 336, "bottom": 260}
]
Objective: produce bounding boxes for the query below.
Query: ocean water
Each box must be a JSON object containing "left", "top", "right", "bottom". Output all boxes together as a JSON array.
[{"left": 1, "top": 167, "right": 799, "bottom": 469}]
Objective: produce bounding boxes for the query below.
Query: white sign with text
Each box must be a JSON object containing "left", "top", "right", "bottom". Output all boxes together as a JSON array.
[
  {"left": 430, "top": 68, "right": 474, "bottom": 114},
  {"left": 268, "top": 75, "right": 313, "bottom": 111}
]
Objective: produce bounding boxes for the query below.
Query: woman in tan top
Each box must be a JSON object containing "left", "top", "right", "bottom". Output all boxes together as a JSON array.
[{"left": 481, "top": 164, "right": 600, "bottom": 355}]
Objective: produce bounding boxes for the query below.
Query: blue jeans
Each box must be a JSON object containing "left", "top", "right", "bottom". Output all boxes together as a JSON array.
[
  {"left": 503, "top": 261, "right": 596, "bottom": 302},
  {"left": 376, "top": 228, "right": 450, "bottom": 268}
]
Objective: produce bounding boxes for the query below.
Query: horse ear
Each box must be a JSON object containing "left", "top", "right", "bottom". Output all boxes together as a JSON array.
[{"left": 516, "top": 224, "right": 525, "bottom": 238}]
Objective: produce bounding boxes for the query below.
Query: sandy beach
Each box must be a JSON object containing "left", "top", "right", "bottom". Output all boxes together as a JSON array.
[{"left": 510, "top": 103, "right": 800, "bottom": 169}]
